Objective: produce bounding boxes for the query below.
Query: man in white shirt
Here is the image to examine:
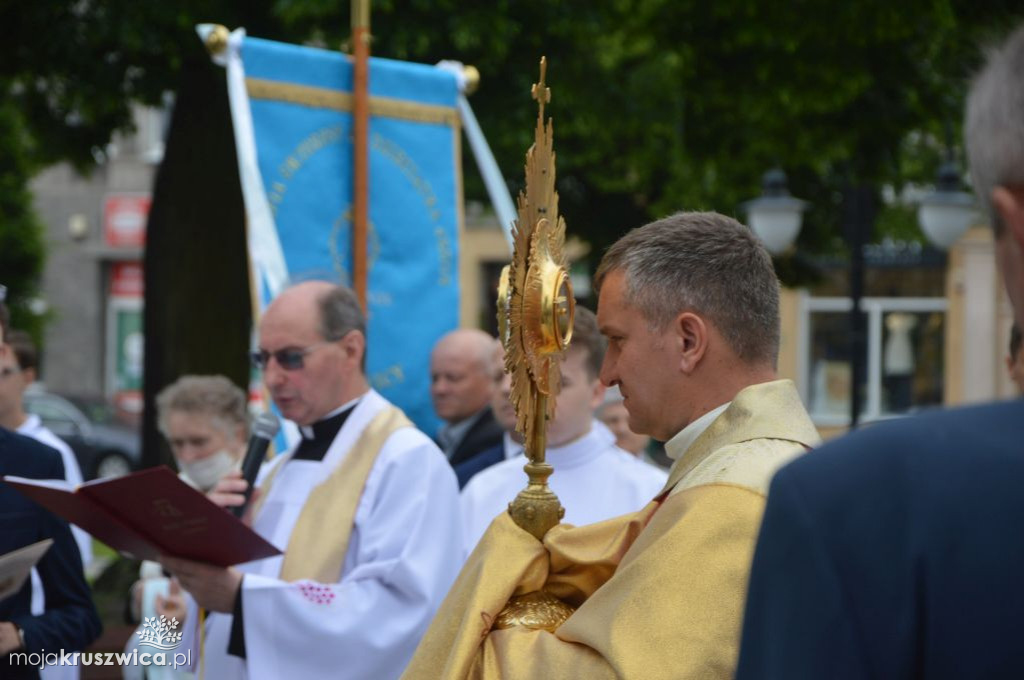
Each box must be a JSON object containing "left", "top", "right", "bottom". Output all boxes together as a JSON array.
[
  {"left": 460, "top": 306, "right": 666, "bottom": 554},
  {"left": 162, "top": 282, "right": 462, "bottom": 679}
]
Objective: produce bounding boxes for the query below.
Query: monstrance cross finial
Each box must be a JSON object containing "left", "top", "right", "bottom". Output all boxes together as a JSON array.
[{"left": 531, "top": 57, "right": 551, "bottom": 122}]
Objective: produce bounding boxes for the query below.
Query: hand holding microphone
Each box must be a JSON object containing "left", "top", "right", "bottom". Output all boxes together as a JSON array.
[{"left": 230, "top": 412, "right": 280, "bottom": 518}]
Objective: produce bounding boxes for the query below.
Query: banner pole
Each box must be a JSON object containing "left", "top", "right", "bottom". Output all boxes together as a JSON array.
[{"left": 352, "top": 0, "right": 371, "bottom": 311}]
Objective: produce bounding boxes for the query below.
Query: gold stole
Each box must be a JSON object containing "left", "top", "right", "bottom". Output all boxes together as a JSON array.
[{"left": 252, "top": 405, "right": 412, "bottom": 583}]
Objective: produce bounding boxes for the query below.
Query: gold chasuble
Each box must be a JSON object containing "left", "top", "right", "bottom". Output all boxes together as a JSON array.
[
  {"left": 403, "top": 379, "right": 820, "bottom": 679},
  {"left": 252, "top": 405, "right": 412, "bottom": 583}
]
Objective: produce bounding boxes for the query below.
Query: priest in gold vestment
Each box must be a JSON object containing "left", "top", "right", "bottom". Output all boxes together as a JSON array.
[{"left": 403, "top": 211, "right": 820, "bottom": 680}]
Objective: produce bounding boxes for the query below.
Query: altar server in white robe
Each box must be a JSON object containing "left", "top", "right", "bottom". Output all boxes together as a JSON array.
[
  {"left": 460, "top": 306, "right": 666, "bottom": 554},
  {"left": 162, "top": 281, "right": 462, "bottom": 680}
]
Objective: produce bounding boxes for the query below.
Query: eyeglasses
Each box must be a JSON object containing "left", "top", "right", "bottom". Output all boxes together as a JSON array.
[{"left": 250, "top": 341, "right": 332, "bottom": 371}]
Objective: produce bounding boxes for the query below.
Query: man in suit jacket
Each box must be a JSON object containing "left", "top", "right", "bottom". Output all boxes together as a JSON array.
[
  {"left": 0, "top": 303, "right": 101, "bottom": 679},
  {"left": 430, "top": 329, "right": 504, "bottom": 467},
  {"left": 453, "top": 340, "right": 520, "bottom": 488},
  {"left": 737, "top": 23, "right": 1024, "bottom": 679}
]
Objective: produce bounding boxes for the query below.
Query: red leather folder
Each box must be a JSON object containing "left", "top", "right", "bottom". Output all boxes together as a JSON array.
[{"left": 2, "top": 466, "right": 281, "bottom": 567}]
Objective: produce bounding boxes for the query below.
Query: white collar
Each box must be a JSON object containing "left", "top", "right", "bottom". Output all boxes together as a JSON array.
[
  {"left": 503, "top": 431, "right": 523, "bottom": 459},
  {"left": 515, "top": 420, "right": 615, "bottom": 470},
  {"left": 298, "top": 394, "right": 364, "bottom": 440},
  {"left": 16, "top": 413, "right": 40, "bottom": 434},
  {"left": 664, "top": 402, "right": 731, "bottom": 461}
]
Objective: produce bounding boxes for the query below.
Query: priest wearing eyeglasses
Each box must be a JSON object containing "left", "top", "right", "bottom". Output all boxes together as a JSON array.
[{"left": 162, "top": 281, "right": 463, "bottom": 680}]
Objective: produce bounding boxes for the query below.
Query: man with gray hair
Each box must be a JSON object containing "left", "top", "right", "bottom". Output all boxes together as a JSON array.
[
  {"left": 404, "top": 212, "right": 819, "bottom": 679},
  {"left": 162, "top": 281, "right": 462, "bottom": 680},
  {"left": 736, "top": 24, "right": 1024, "bottom": 679},
  {"left": 429, "top": 328, "right": 504, "bottom": 467}
]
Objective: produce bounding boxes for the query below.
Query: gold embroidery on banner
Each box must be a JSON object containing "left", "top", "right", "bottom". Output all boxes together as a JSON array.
[{"left": 246, "top": 77, "right": 459, "bottom": 127}]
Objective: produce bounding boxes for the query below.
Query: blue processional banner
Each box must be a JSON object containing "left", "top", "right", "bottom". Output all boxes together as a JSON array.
[{"left": 214, "top": 30, "right": 461, "bottom": 437}]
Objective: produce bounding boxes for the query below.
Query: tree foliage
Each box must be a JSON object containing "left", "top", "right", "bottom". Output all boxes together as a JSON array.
[
  {"left": 0, "top": 0, "right": 281, "bottom": 320},
  {"left": 0, "top": 99, "right": 45, "bottom": 336},
  {"left": 2, "top": 0, "right": 1023, "bottom": 293},
  {"left": 278, "top": 0, "right": 1023, "bottom": 267}
]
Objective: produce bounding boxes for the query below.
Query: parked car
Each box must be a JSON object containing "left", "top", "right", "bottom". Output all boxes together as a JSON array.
[{"left": 23, "top": 389, "right": 141, "bottom": 480}]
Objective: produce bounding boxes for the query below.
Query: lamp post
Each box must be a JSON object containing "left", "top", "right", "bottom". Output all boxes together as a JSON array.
[
  {"left": 745, "top": 161, "right": 974, "bottom": 430},
  {"left": 840, "top": 185, "right": 874, "bottom": 428},
  {"left": 742, "top": 169, "right": 807, "bottom": 255},
  {"left": 918, "top": 158, "right": 976, "bottom": 249}
]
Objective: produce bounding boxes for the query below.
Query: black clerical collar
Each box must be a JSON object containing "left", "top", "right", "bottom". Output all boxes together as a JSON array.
[{"left": 292, "top": 401, "right": 359, "bottom": 461}]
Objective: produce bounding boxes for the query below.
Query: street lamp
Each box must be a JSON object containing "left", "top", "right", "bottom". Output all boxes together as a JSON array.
[
  {"left": 745, "top": 157, "right": 972, "bottom": 430},
  {"left": 918, "top": 159, "right": 976, "bottom": 249},
  {"left": 743, "top": 168, "right": 807, "bottom": 255}
]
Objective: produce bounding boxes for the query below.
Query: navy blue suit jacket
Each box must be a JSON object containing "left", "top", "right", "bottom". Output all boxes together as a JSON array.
[
  {"left": 453, "top": 443, "right": 505, "bottom": 489},
  {"left": 737, "top": 399, "right": 1024, "bottom": 679},
  {"left": 445, "top": 407, "right": 505, "bottom": 468},
  {"left": 1, "top": 427, "right": 101, "bottom": 679}
]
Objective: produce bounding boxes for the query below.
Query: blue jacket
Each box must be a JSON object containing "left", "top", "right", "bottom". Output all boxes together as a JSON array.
[
  {"left": 1, "top": 427, "right": 101, "bottom": 679},
  {"left": 737, "top": 399, "right": 1024, "bottom": 679},
  {"left": 453, "top": 443, "right": 505, "bottom": 489}
]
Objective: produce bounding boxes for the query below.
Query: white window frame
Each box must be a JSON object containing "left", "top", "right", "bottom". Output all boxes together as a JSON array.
[{"left": 797, "top": 292, "right": 948, "bottom": 426}]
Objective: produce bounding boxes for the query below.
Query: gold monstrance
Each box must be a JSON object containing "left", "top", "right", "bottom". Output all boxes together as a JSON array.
[{"left": 493, "top": 57, "right": 576, "bottom": 632}]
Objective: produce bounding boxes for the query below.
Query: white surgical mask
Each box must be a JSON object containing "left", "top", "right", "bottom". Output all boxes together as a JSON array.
[{"left": 179, "top": 450, "right": 237, "bottom": 492}]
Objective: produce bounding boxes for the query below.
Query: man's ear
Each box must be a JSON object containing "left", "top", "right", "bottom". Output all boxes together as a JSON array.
[
  {"left": 23, "top": 367, "right": 37, "bottom": 385},
  {"left": 674, "top": 312, "right": 708, "bottom": 375},
  {"left": 341, "top": 330, "right": 366, "bottom": 364},
  {"left": 993, "top": 186, "right": 1024, "bottom": 249}
]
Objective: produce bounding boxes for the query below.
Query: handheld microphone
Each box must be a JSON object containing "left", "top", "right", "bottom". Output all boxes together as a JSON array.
[{"left": 232, "top": 412, "right": 280, "bottom": 518}]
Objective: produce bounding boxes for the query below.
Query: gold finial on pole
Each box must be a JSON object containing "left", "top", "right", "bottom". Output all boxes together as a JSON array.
[
  {"left": 462, "top": 65, "right": 481, "bottom": 96},
  {"left": 204, "top": 24, "right": 230, "bottom": 56},
  {"left": 494, "top": 57, "right": 576, "bottom": 632}
]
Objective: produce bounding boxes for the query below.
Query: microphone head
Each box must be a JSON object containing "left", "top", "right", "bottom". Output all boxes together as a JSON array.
[{"left": 252, "top": 412, "right": 281, "bottom": 440}]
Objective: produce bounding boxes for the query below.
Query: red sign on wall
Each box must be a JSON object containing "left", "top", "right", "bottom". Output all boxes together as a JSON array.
[
  {"left": 110, "top": 262, "right": 144, "bottom": 298},
  {"left": 104, "top": 194, "right": 151, "bottom": 247}
]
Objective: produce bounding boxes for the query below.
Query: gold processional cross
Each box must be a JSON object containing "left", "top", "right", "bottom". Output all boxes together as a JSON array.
[{"left": 493, "top": 57, "right": 577, "bottom": 631}]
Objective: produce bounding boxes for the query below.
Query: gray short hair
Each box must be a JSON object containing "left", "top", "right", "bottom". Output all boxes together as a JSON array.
[
  {"left": 965, "top": 24, "right": 1024, "bottom": 235},
  {"left": 594, "top": 211, "right": 780, "bottom": 366},
  {"left": 156, "top": 375, "right": 249, "bottom": 438},
  {"left": 317, "top": 284, "right": 367, "bottom": 369}
]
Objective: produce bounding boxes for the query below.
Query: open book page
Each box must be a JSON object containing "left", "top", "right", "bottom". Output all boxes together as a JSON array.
[{"left": 0, "top": 539, "right": 53, "bottom": 601}]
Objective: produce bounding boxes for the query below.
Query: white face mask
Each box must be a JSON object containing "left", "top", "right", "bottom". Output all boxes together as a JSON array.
[{"left": 179, "top": 450, "right": 237, "bottom": 492}]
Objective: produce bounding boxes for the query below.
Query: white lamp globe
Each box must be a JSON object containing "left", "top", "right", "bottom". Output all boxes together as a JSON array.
[{"left": 743, "top": 168, "right": 807, "bottom": 255}]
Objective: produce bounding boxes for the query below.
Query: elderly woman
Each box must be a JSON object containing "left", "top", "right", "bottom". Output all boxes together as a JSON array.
[
  {"left": 156, "top": 375, "right": 249, "bottom": 491},
  {"left": 124, "top": 376, "right": 249, "bottom": 679}
]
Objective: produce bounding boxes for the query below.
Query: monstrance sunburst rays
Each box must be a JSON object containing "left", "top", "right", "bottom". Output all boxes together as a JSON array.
[
  {"left": 504, "top": 57, "right": 572, "bottom": 444},
  {"left": 492, "top": 57, "right": 576, "bottom": 633}
]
